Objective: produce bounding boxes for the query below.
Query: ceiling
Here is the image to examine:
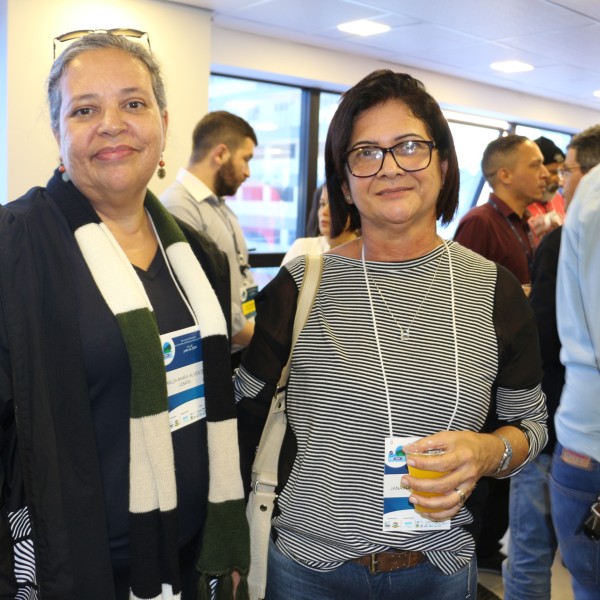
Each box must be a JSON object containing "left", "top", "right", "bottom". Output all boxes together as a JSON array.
[{"left": 164, "top": 0, "right": 600, "bottom": 112}]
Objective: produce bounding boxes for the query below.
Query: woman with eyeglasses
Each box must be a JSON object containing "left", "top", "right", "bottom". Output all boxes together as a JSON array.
[
  {"left": 0, "top": 32, "right": 248, "bottom": 599},
  {"left": 235, "top": 70, "right": 548, "bottom": 599}
]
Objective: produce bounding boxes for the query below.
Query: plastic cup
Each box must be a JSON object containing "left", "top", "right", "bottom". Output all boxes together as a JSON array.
[{"left": 404, "top": 447, "right": 449, "bottom": 513}]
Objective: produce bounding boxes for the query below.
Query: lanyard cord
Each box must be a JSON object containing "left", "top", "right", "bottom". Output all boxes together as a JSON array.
[
  {"left": 489, "top": 198, "right": 533, "bottom": 275},
  {"left": 211, "top": 199, "right": 250, "bottom": 277},
  {"left": 361, "top": 239, "right": 460, "bottom": 437},
  {"left": 148, "top": 211, "right": 198, "bottom": 328},
  {"left": 362, "top": 241, "right": 394, "bottom": 438}
]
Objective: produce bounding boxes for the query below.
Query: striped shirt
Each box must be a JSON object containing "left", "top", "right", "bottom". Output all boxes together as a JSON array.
[{"left": 236, "top": 241, "right": 547, "bottom": 574}]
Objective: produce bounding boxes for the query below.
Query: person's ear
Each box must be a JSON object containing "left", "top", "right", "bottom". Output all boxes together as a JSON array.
[
  {"left": 497, "top": 167, "right": 512, "bottom": 185},
  {"left": 213, "top": 143, "right": 231, "bottom": 166},
  {"left": 440, "top": 159, "right": 448, "bottom": 185},
  {"left": 342, "top": 183, "right": 353, "bottom": 205},
  {"left": 161, "top": 110, "right": 169, "bottom": 146}
]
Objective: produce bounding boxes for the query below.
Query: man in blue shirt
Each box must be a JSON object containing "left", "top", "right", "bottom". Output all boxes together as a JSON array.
[{"left": 551, "top": 157, "right": 600, "bottom": 600}]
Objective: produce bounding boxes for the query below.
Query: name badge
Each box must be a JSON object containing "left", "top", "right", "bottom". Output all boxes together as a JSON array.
[
  {"left": 383, "top": 436, "right": 450, "bottom": 531},
  {"left": 161, "top": 326, "right": 205, "bottom": 433},
  {"left": 241, "top": 284, "right": 259, "bottom": 319}
]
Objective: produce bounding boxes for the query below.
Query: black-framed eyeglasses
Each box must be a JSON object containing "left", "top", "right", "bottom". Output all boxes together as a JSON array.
[
  {"left": 53, "top": 28, "right": 151, "bottom": 60},
  {"left": 345, "top": 140, "right": 436, "bottom": 178},
  {"left": 557, "top": 165, "right": 582, "bottom": 178}
]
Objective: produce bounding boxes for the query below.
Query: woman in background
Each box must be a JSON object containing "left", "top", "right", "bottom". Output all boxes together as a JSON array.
[{"left": 282, "top": 184, "right": 358, "bottom": 264}]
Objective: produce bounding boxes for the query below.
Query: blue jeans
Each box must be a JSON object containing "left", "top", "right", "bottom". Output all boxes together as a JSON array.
[
  {"left": 265, "top": 538, "right": 477, "bottom": 600},
  {"left": 550, "top": 443, "right": 600, "bottom": 600},
  {"left": 503, "top": 453, "right": 557, "bottom": 600}
]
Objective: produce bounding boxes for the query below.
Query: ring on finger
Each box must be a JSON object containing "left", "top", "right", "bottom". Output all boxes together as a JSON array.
[{"left": 455, "top": 487, "right": 466, "bottom": 506}]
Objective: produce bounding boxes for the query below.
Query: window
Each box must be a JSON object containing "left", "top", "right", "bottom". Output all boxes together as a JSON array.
[
  {"left": 515, "top": 125, "right": 571, "bottom": 156},
  {"left": 316, "top": 92, "right": 341, "bottom": 185},
  {"left": 209, "top": 75, "right": 302, "bottom": 254},
  {"left": 439, "top": 122, "right": 503, "bottom": 238},
  {"left": 209, "top": 74, "right": 573, "bottom": 286}
]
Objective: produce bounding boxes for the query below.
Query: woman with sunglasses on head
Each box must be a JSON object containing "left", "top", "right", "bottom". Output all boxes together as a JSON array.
[
  {"left": 0, "top": 32, "right": 248, "bottom": 599},
  {"left": 235, "top": 70, "right": 547, "bottom": 599}
]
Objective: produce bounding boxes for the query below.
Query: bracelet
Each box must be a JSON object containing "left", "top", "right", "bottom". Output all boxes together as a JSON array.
[{"left": 493, "top": 433, "right": 513, "bottom": 475}]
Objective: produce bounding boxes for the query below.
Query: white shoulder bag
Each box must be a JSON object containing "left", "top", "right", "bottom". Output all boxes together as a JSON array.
[{"left": 246, "top": 254, "right": 323, "bottom": 600}]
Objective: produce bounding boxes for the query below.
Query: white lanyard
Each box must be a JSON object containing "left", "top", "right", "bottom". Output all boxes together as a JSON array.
[
  {"left": 361, "top": 239, "right": 460, "bottom": 437},
  {"left": 148, "top": 211, "right": 198, "bottom": 328}
]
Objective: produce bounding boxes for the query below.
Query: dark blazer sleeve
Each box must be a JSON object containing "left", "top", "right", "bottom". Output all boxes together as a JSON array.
[
  {"left": 0, "top": 211, "right": 18, "bottom": 596},
  {"left": 176, "top": 217, "right": 233, "bottom": 341}
]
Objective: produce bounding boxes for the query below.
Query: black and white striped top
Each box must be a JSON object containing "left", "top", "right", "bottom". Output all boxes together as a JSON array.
[{"left": 236, "top": 241, "right": 547, "bottom": 575}]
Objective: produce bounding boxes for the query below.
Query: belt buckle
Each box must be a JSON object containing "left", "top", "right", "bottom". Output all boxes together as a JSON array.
[{"left": 370, "top": 553, "right": 379, "bottom": 574}]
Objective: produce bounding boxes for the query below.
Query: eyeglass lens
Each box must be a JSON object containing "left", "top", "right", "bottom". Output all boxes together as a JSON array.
[{"left": 347, "top": 140, "right": 434, "bottom": 177}]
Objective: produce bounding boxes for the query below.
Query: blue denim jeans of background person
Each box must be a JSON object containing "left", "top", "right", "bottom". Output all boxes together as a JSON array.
[
  {"left": 503, "top": 453, "right": 557, "bottom": 599},
  {"left": 265, "top": 538, "right": 477, "bottom": 599},
  {"left": 550, "top": 443, "right": 600, "bottom": 600}
]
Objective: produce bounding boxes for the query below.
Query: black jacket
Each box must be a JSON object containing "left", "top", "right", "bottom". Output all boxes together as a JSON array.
[{"left": 0, "top": 181, "right": 230, "bottom": 599}]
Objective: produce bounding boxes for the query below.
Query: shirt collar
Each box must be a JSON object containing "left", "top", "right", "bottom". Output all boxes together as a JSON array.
[
  {"left": 489, "top": 193, "right": 524, "bottom": 221},
  {"left": 176, "top": 168, "right": 219, "bottom": 205}
]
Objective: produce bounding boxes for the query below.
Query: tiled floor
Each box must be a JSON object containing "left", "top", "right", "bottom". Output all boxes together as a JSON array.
[{"left": 478, "top": 532, "right": 573, "bottom": 599}]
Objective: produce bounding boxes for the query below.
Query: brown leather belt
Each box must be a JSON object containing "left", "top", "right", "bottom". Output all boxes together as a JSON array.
[{"left": 351, "top": 550, "right": 426, "bottom": 573}]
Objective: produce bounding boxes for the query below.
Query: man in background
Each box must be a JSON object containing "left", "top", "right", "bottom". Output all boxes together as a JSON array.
[
  {"left": 503, "top": 124, "right": 600, "bottom": 600},
  {"left": 550, "top": 133, "right": 600, "bottom": 600},
  {"left": 161, "top": 111, "right": 258, "bottom": 363},
  {"left": 527, "top": 136, "right": 566, "bottom": 247},
  {"left": 455, "top": 134, "right": 549, "bottom": 288},
  {"left": 454, "top": 135, "right": 548, "bottom": 587}
]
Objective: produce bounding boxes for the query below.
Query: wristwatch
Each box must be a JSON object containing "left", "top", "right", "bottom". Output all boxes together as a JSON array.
[{"left": 493, "top": 434, "right": 513, "bottom": 475}]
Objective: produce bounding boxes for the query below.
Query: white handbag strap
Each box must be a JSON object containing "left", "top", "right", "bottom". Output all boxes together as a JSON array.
[{"left": 278, "top": 254, "right": 323, "bottom": 388}]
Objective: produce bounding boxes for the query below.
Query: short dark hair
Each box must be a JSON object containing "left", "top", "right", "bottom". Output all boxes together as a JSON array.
[
  {"left": 190, "top": 110, "right": 258, "bottom": 163},
  {"left": 47, "top": 32, "right": 166, "bottom": 135},
  {"left": 324, "top": 69, "right": 460, "bottom": 237},
  {"left": 481, "top": 134, "right": 529, "bottom": 186},
  {"left": 569, "top": 125, "right": 600, "bottom": 174}
]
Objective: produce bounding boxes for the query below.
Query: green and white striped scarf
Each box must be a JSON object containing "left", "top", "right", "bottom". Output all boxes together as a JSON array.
[{"left": 49, "top": 171, "right": 249, "bottom": 599}]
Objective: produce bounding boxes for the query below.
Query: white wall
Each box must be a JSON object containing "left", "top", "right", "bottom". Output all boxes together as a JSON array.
[
  {"left": 3, "top": 0, "right": 211, "bottom": 203},
  {"left": 211, "top": 26, "right": 599, "bottom": 133}
]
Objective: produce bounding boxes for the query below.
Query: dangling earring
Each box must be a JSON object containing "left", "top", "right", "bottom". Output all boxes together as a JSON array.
[
  {"left": 157, "top": 157, "right": 166, "bottom": 180},
  {"left": 58, "top": 162, "right": 70, "bottom": 183}
]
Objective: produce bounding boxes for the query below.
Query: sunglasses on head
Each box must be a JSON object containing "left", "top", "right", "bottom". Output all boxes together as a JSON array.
[{"left": 53, "top": 28, "right": 151, "bottom": 59}]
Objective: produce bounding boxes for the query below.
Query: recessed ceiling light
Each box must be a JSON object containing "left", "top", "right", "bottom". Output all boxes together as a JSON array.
[
  {"left": 594, "top": 90, "right": 600, "bottom": 98},
  {"left": 337, "top": 20, "right": 390, "bottom": 37},
  {"left": 490, "top": 60, "right": 534, "bottom": 73}
]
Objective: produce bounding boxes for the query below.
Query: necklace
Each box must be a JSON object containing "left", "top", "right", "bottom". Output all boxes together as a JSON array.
[
  {"left": 361, "top": 238, "right": 460, "bottom": 438},
  {"left": 361, "top": 242, "right": 443, "bottom": 342}
]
